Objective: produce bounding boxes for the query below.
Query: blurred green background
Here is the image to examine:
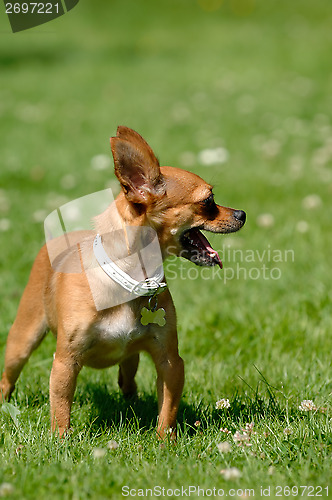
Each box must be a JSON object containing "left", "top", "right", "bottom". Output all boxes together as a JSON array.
[
  {"left": 0, "top": 0, "right": 332, "bottom": 495},
  {"left": 1, "top": 0, "right": 331, "bottom": 364}
]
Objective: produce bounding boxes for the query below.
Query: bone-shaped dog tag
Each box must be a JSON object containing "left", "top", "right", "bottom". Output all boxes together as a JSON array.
[{"left": 140, "top": 307, "right": 166, "bottom": 327}]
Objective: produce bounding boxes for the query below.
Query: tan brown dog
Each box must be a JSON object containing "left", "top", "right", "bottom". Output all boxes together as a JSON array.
[{"left": 0, "top": 126, "right": 245, "bottom": 438}]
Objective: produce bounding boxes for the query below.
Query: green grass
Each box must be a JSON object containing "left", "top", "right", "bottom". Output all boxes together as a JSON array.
[{"left": 1, "top": 0, "right": 332, "bottom": 497}]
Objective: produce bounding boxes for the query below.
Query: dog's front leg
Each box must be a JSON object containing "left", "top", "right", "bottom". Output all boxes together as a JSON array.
[
  {"left": 148, "top": 329, "right": 184, "bottom": 440},
  {"left": 156, "top": 351, "right": 184, "bottom": 440},
  {"left": 49, "top": 351, "right": 81, "bottom": 437}
]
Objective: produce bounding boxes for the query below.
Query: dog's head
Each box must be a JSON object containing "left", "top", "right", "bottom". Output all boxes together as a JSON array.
[{"left": 110, "top": 126, "right": 245, "bottom": 268}]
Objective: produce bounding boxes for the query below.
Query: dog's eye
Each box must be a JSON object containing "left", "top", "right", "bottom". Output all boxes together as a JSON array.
[{"left": 202, "top": 194, "right": 215, "bottom": 207}]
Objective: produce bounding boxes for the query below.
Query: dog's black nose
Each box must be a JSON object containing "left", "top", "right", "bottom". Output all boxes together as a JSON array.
[{"left": 233, "top": 210, "right": 246, "bottom": 223}]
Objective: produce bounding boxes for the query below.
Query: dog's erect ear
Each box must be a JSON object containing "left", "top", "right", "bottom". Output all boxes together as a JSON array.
[
  {"left": 116, "top": 126, "right": 156, "bottom": 155},
  {"left": 110, "top": 127, "right": 165, "bottom": 204}
]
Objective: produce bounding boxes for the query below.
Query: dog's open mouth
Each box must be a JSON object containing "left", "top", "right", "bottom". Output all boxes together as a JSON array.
[{"left": 180, "top": 228, "right": 223, "bottom": 269}]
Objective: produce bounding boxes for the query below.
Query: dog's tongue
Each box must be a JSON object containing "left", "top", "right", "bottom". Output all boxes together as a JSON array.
[{"left": 191, "top": 229, "right": 223, "bottom": 269}]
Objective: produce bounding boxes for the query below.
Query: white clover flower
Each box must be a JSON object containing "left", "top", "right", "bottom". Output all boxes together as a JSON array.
[
  {"left": 233, "top": 422, "right": 255, "bottom": 447},
  {"left": 283, "top": 427, "right": 293, "bottom": 437},
  {"left": 260, "top": 138, "right": 281, "bottom": 158},
  {"left": 233, "top": 430, "right": 252, "bottom": 447},
  {"left": 256, "top": 213, "right": 275, "bottom": 228},
  {"left": 217, "top": 441, "right": 231, "bottom": 453},
  {"left": 0, "top": 483, "right": 15, "bottom": 496},
  {"left": 60, "top": 174, "right": 77, "bottom": 190},
  {"left": 179, "top": 151, "right": 196, "bottom": 168},
  {"left": 16, "top": 103, "right": 47, "bottom": 123},
  {"left": 289, "top": 156, "right": 303, "bottom": 179},
  {"left": 198, "top": 147, "right": 229, "bottom": 166},
  {"left": 46, "top": 194, "right": 69, "bottom": 210},
  {"left": 93, "top": 447, "right": 107, "bottom": 458},
  {"left": 299, "top": 400, "right": 317, "bottom": 411},
  {"left": 33, "top": 209, "right": 48, "bottom": 223},
  {"left": 91, "top": 154, "right": 111, "bottom": 171},
  {"left": 107, "top": 440, "right": 119, "bottom": 450},
  {"left": 61, "top": 204, "right": 81, "bottom": 222},
  {"left": 0, "top": 218, "right": 11, "bottom": 231},
  {"left": 215, "top": 398, "right": 231, "bottom": 410},
  {"left": 236, "top": 94, "right": 255, "bottom": 115},
  {"left": 296, "top": 220, "right": 309, "bottom": 233},
  {"left": 171, "top": 102, "right": 191, "bottom": 122},
  {"left": 244, "top": 422, "right": 256, "bottom": 435},
  {"left": 312, "top": 147, "right": 331, "bottom": 167},
  {"left": 302, "top": 194, "right": 322, "bottom": 210},
  {"left": 220, "top": 427, "right": 232, "bottom": 434},
  {"left": 220, "top": 467, "right": 242, "bottom": 480}
]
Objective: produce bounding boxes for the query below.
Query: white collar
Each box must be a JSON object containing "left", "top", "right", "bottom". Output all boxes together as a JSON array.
[{"left": 93, "top": 233, "right": 167, "bottom": 297}]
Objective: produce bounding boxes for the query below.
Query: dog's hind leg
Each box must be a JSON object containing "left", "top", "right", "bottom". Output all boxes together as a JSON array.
[
  {"left": 0, "top": 304, "right": 47, "bottom": 401},
  {"left": 118, "top": 353, "right": 139, "bottom": 397},
  {"left": 0, "top": 251, "right": 49, "bottom": 401}
]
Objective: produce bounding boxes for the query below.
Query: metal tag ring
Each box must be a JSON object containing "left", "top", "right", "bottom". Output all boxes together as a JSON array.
[{"left": 148, "top": 294, "right": 158, "bottom": 312}]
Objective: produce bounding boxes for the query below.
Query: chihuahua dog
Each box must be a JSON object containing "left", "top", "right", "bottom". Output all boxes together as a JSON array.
[{"left": 0, "top": 126, "right": 245, "bottom": 438}]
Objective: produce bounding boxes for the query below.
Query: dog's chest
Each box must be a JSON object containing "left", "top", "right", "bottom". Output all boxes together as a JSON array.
[
  {"left": 97, "top": 311, "right": 142, "bottom": 342},
  {"left": 84, "top": 306, "right": 149, "bottom": 367}
]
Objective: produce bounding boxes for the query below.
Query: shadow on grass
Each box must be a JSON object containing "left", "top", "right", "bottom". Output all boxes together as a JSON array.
[
  {"left": 75, "top": 379, "right": 288, "bottom": 437},
  {"left": 76, "top": 382, "right": 198, "bottom": 435},
  {"left": 82, "top": 383, "right": 158, "bottom": 432},
  {"left": 11, "top": 362, "right": 292, "bottom": 437}
]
